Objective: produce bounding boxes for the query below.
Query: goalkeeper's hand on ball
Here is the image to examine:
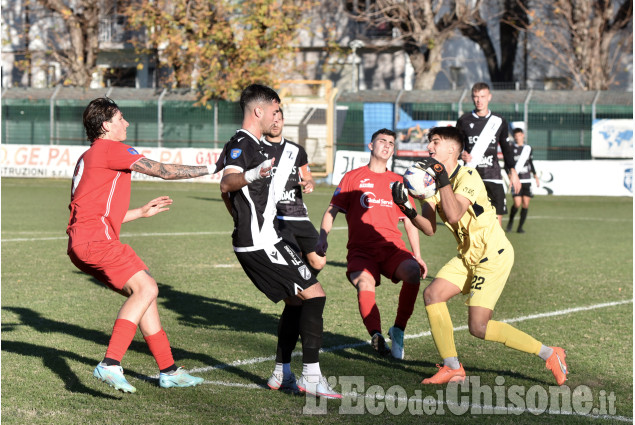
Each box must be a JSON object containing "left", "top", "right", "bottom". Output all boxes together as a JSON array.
[
  {"left": 391, "top": 181, "right": 417, "bottom": 219},
  {"left": 414, "top": 158, "right": 451, "bottom": 189}
]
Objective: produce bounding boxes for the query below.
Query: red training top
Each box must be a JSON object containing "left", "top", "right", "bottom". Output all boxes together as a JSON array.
[{"left": 330, "top": 165, "right": 415, "bottom": 250}]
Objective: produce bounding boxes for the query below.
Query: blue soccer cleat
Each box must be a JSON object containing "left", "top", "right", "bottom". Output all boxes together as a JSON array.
[
  {"left": 159, "top": 367, "right": 204, "bottom": 388},
  {"left": 93, "top": 363, "right": 136, "bottom": 393}
]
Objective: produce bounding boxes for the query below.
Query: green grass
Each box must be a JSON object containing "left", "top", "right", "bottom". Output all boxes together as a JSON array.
[{"left": 2, "top": 178, "right": 633, "bottom": 424}]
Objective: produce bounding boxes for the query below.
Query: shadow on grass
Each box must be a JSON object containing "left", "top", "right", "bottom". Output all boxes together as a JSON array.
[
  {"left": 2, "top": 340, "right": 120, "bottom": 399},
  {"left": 2, "top": 306, "right": 263, "bottom": 386}
]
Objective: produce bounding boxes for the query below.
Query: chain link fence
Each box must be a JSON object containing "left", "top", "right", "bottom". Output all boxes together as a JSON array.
[{"left": 2, "top": 87, "right": 632, "bottom": 167}]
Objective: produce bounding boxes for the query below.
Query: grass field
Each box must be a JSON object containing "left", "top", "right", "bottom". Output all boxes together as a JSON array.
[{"left": 1, "top": 177, "right": 633, "bottom": 424}]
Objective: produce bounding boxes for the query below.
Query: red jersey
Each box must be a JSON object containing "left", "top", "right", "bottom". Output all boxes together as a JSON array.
[
  {"left": 330, "top": 165, "right": 414, "bottom": 250},
  {"left": 67, "top": 139, "right": 144, "bottom": 251}
]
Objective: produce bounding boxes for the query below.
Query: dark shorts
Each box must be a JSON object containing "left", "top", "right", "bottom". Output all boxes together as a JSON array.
[
  {"left": 68, "top": 240, "right": 147, "bottom": 291},
  {"left": 277, "top": 219, "right": 319, "bottom": 256},
  {"left": 511, "top": 182, "right": 534, "bottom": 198},
  {"left": 235, "top": 240, "right": 319, "bottom": 303},
  {"left": 346, "top": 242, "right": 416, "bottom": 286},
  {"left": 484, "top": 181, "right": 507, "bottom": 215}
]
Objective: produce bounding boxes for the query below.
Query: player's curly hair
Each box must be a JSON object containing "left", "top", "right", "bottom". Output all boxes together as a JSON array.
[{"left": 83, "top": 97, "right": 120, "bottom": 142}]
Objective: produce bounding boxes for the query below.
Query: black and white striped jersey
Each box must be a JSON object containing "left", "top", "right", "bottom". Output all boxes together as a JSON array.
[
  {"left": 221, "top": 129, "right": 281, "bottom": 251},
  {"left": 456, "top": 110, "right": 515, "bottom": 183}
]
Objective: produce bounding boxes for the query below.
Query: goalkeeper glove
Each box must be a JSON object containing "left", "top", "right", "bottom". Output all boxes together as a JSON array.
[
  {"left": 414, "top": 158, "right": 451, "bottom": 189},
  {"left": 244, "top": 159, "right": 273, "bottom": 183},
  {"left": 391, "top": 181, "right": 417, "bottom": 219}
]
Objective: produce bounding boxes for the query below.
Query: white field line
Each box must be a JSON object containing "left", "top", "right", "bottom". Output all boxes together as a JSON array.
[
  {"left": 137, "top": 299, "right": 633, "bottom": 422},
  {"left": 0, "top": 227, "right": 350, "bottom": 243},
  {"left": 189, "top": 299, "right": 633, "bottom": 374},
  {"left": 1, "top": 212, "right": 631, "bottom": 243}
]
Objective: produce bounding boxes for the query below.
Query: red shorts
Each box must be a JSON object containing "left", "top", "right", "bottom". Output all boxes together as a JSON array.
[
  {"left": 346, "top": 242, "right": 415, "bottom": 286},
  {"left": 68, "top": 240, "right": 147, "bottom": 291}
]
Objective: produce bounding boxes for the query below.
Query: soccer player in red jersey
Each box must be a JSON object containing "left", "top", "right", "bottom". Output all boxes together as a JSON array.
[
  {"left": 316, "top": 128, "right": 428, "bottom": 359},
  {"left": 67, "top": 97, "right": 213, "bottom": 393}
]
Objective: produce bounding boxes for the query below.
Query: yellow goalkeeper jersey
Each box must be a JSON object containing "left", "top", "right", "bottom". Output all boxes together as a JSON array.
[{"left": 424, "top": 164, "right": 511, "bottom": 266}]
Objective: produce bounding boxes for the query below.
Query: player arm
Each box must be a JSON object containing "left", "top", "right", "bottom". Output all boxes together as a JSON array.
[
  {"left": 219, "top": 159, "right": 275, "bottom": 193},
  {"left": 220, "top": 191, "right": 232, "bottom": 215},
  {"left": 123, "top": 196, "right": 173, "bottom": 223},
  {"left": 529, "top": 158, "right": 540, "bottom": 186},
  {"left": 409, "top": 200, "right": 437, "bottom": 236},
  {"left": 316, "top": 204, "right": 341, "bottom": 256},
  {"left": 499, "top": 134, "right": 521, "bottom": 191},
  {"left": 131, "top": 157, "right": 210, "bottom": 180},
  {"left": 438, "top": 186, "right": 471, "bottom": 224},
  {"left": 403, "top": 216, "right": 428, "bottom": 278},
  {"left": 298, "top": 164, "right": 315, "bottom": 193}
]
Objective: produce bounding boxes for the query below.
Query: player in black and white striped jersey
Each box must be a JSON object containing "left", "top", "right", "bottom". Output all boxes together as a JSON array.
[
  {"left": 262, "top": 107, "right": 325, "bottom": 277},
  {"left": 456, "top": 82, "right": 521, "bottom": 226},
  {"left": 506, "top": 128, "right": 540, "bottom": 233}
]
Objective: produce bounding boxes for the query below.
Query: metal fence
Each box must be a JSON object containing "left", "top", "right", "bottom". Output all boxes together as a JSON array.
[{"left": 2, "top": 87, "right": 632, "bottom": 164}]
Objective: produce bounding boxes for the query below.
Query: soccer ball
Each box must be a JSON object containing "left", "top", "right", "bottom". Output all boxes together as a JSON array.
[{"left": 403, "top": 163, "right": 437, "bottom": 200}]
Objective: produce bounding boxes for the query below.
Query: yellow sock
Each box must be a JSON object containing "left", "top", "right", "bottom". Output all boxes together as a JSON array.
[
  {"left": 485, "top": 320, "right": 542, "bottom": 355},
  {"left": 425, "top": 302, "right": 457, "bottom": 359}
]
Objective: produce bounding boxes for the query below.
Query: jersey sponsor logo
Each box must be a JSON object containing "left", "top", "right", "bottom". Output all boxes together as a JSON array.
[
  {"left": 359, "top": 178, "right": 374, "bottom": 188},
  {"left": 230, "top": 149, "right": 242, "bottom": 159},
  {"left": 360, "top": 191, "right": 394, "bottom": 209},
  {"left": 279, "top": 189, "right": 296, "bottom": 202},
  {"left": 333, "top": 187, "right": 342, "bottom": 196},
  {"left": 298, "top": 265, "right": 312, "bottom": 280},
  {"left": 127, "top": 147, "right": 139, "bottom": 155}
]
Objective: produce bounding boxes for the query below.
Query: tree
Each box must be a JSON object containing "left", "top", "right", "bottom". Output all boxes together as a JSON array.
[
  {"left": 34, "top": 0, "right": 101, "bottom": 86},
  {"left": 526, "top": 0, "right": 633, "bottom": 90},
  {"left": 124, "top": 0, "right": 315, "bottom": 103},
  {"left": 459, "top": 0, "right": 529, "bottom": 85},
  {"left": 346, "top": 0, "right": 482, "bottom": 90}
]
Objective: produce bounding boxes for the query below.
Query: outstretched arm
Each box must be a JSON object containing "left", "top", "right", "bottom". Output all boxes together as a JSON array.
[
  {"left": 123, "top": 196, "right": 173, "bottom": 223},
  {"left": 219, "top": 159, "right": 274, "bottom": 193},
  {"left": 131, "top": 157, "right": 210, "bottom": 180}
]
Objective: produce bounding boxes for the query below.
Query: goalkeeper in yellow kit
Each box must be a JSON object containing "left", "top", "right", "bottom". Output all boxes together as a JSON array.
[{"left": 391, "top": 126, "right": 568, "bottom": 386}]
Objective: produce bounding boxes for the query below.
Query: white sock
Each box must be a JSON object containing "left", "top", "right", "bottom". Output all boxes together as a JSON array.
[
  {"left": 538, "top": 345, "right": 554, "bottom": 361},
  {"left": 443, "top": 357, "right": 460, "bottom": 370},
  {"left": 302, "top": 362, "right": 322, "bottom": 381},
  {"left": 273, "top": 363, "right": 283, "bottom": 374}
]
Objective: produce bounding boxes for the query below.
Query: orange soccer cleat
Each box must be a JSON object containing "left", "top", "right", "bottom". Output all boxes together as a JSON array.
[
  {"left": 546, "top": 346, "right": 568, "bottom": 386},
  {"left": 421, "top": 364, "right": 466, "bottom": 384}
]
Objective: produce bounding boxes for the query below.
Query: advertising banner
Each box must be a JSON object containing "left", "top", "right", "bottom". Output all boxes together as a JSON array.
[{"left": 0, "top": 145, "right": 224, "bottom": 182}]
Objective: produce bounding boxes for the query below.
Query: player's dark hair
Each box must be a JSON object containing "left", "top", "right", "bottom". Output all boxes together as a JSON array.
[
  {"left": 428, "top": 126, "right": 464, "bottom": 159},
  {"left": 239, "top": 84, "right": 280, "bottom": 113},
  {"left": 512, "top": 128, "right": 524, "bottom": 135},
  {"left": 83, "top": 97, "right": 120, "bottom": 142},
  {"left": 371, "top": 128, "right": 396, "bottom": 142},
  {"left": 471, "top": 82, "right": 490, "bottom": 93}
]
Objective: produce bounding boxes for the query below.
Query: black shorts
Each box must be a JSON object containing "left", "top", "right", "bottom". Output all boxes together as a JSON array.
[
  {"left": 235, "top": 240, "right": 319, "bottom": 303},
  {"left": 484, "top": 181, "right": 507, "bottom": 215},
  {"left": 511, "top": 182, "right": 534, "bottom": 198},
  {"left": 277, "top": 219, "right": 319, "bottom": 256}
]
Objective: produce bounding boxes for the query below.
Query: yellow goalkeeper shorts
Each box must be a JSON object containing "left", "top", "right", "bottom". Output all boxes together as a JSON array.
[{"left": 435, "top": 243, "right": 514, "bottom": 310}]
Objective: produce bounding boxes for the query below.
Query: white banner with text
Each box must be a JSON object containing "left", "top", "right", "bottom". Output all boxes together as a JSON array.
[{"left": 0, "top": 144, "right": 224, "bottom": 182}]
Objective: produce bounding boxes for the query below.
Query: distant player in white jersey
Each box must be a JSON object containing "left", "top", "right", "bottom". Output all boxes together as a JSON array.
[
  {"left": 506, "top": 128, "right": 540, "bottom": 233},
  {"left": 262, "top": 108, "right": 325, "bottom": 276}
]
